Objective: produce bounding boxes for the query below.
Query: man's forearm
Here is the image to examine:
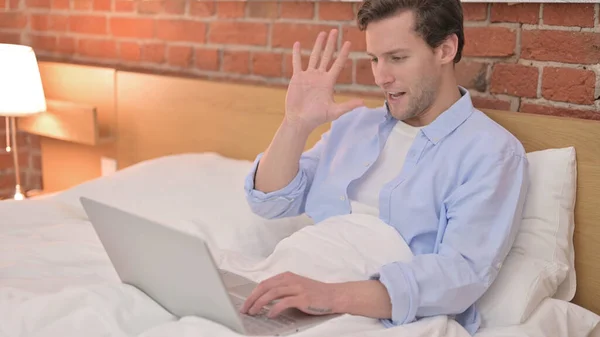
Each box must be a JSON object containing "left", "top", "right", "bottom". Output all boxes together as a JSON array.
[
  {"left": 254, "top": 119, "right": 314, "bottom": 194},
  {"left": 333, "top": 280, "right": 392, "bottom": 320}
]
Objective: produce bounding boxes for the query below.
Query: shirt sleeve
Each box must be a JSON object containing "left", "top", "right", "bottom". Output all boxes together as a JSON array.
[
  {"left": 372, "top": 150, "right": 529, "bottom": 327},
  {"left": 244, "top": 129, "right": 330, "bottom": 219}
]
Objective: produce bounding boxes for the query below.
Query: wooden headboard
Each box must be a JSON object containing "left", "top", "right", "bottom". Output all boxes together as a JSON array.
[{"left": 33, "top": 62, "right": 600, "bottom": 316}]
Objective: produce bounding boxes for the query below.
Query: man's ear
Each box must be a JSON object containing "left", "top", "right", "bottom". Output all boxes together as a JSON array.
[{"left": 438, "top": 33, "right": 459, "bottom": 65}]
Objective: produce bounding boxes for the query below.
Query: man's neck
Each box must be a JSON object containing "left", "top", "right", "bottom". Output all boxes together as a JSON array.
[{"left": 404, "top": 79, "right": 462, "bottom": 127}]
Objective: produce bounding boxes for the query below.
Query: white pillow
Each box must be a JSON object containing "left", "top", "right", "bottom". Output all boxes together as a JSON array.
[
  {"left": 477, "top": 297, "right": 599, "bottom": 337},
  {"left": 50, "top": 153, "right": 313, "bottom": 258},
  {"left": 477, "top": 147, "right": 577, "bottom": 328}
]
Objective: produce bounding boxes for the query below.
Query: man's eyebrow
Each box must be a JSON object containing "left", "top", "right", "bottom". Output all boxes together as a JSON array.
[{"left": 366, "top": 48, "right": 410, "bottom": 57}]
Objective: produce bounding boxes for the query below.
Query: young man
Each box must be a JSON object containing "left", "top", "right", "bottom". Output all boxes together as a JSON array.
[{"left": 240, "top": 0, "right": 529, "bottom": 334}]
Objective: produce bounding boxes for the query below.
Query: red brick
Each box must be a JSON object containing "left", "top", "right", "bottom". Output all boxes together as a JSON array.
[
  {"left": 252, "top": 52, "right": 283, "bottom": 77},
  {"left": 26, "top": 0, "right": 50, "bottom": 8},
  {"left": 463, "top": 27, "right": 516, "bottom": 57},
  {"left": 356, "top": 58, "right": 374, "bottom": 85},
  {"left": 77, "top": 38, "right": 117, "bottom": 58},
  {"left": 137, "top": 0, "right": 162, "bottom": 14},
  {"left": 0, "top": 13, "right": 26, "bottom": 29},
  {"left": 0, "top": 0, "right": 19, "bottom": 12},
  {"left": 190, "top": 1, "right": 215, "bottom": 17},
  {"left": 164, "top": 0, "right": 185, "bottom": 14},
  {"left": 222, "top": 50, "right": 250, "bottom": 74},
  {"left": 141, "top": 43, "right": 165, "bottom": 64},
  {"left": 336, "top": 59, "right": 353, "bottom": 84},
  {"left": 0, "top": 0, "right": 19, "bottom": 10},
  {"left": 318, "top": 2, "right": 354, "bottom": 21},
  {"left": 119, "top": 41, "right": 141, "bottom": 62},
  {"left": 521, "top": 30, "right": 600, "bottom": 65},
  {"left": 93, "top": 0, "right": 111, "bottom": 11},
  {"left": 462, "top": 3, "right": 488, "bottom": 21},
  {"left": 155, "top": 19, "right": 206, "bottom": 43},
  {"left": 280, "top": 2, "right": 314, "bottom": 19},
  {"left": 52, "top": 0, "right": 69, "bottom": 9},
  {"left": 342, "top": 25, "right": 366, "bottom": 52},
  {"left": 0, "top": 153, "right": 12, "bottom": 171},
  {"left": 69, "top": 15, "right": 106, "bottom": 35},
  {"left": 490, "top": 64, "right": 539, "bottom": 98},
  {"left": 543, "top": 4, "right": 595, "bottom": 28},
  {"left": 57, "top": 36, "right": 74, "bottom": 54},
  {"left": 195, "top": 48, "right": 219, "bottom": 71},
  {"left": 31, "top": 14, "right": 68, "bottom": 32},
  {"left": 167, "top": 45, "right": 192, "bottom": 67},
  {"left": 209, "top": 22, "right": 268, "bottom": 46},
  {"left": 217, "top": 2, "right": 245, "bottom": 18},
  {"left": 455, "top": 61, "right": 487, "bottom": 92},
  {"left": 272, "top": 23, "right": 337, "bottom": 49},
  {"left": 115, "top": 0, "right": 135, "bottom": 12},
  {"left": 29, "top": 34, "right": 56, "bottom": 52},
  {"left": 0, "top": 32, "right": 20, "bottom": 44},
  {"left": 542, "top": 67, "right": 596, "bottom": 105},
  {"left": 110, "top": 17, "right": 154, "bottom": 38},
  {"left": 491, "top": 3, "right": 539, "bottom": 24},
  {"left": 471, "top": 96, "right": 512, "bottom": 111},
  {"left": 73, "top": 0, "right": 92, "bottom": 10},
  {"left": 248, "top": 2, "right": 278, "bottom": 18},
  {"left": 32, "top": 154, "right": 42, "bottom": 171},
  {"left": 520, "top": 103, "right": 600, "bottom": 121}
]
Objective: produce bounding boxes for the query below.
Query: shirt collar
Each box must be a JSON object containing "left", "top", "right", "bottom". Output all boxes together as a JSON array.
[{"left": 383, "top": 86, "right": 474, "bottom": 145}]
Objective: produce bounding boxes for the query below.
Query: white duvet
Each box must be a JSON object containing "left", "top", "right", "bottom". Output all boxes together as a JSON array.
[{"left": 0, "top": 153, "right": 598, "bottom": 337}]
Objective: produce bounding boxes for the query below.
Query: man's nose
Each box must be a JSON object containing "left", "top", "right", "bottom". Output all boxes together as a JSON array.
[{"left": 373, "top": 62, "right": 394, "bottom": 88}]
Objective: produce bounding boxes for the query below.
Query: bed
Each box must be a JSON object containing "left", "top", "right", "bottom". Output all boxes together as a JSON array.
[{"left": 0, "top": 62, "right": 599, "bottom": 337}]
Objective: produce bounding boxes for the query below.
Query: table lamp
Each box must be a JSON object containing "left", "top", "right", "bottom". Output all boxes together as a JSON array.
[{"left": 0, "top": 44, "right": 47, "bottom": 200}]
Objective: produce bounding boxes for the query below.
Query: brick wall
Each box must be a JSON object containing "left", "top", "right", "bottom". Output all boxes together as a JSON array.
[{"left": 0, "top": 1, "right": 599, "bottom": 198}]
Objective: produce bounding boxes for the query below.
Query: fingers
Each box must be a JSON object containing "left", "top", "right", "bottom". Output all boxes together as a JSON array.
[
  {"left": 267, "top": 296, "right": 303, "bottom": 318},
  {"left": 291, "top": 41, "right": 302, "bottom": 74},
  {"left": 318, "top": 29, "right": 338, "bottom": 72},
  {"left": 331, "top": 98, "right": 365, "bottom": 119},
  {"left": 248, "top": 286, "right": 299, "bottom": 316},
  {"left": 240, "top": 272, "right": 291, "bottom": 314},
  {"left": 307, "top": 31, "right": 327, "bottom": 70},
  {"left": 329, "top": 41, "right": 352, "bottom": 78}
]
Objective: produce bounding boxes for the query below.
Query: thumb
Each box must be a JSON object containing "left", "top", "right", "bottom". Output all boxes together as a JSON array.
[{"left": 330, "top": 99, "right": 365, "bottom": 119}]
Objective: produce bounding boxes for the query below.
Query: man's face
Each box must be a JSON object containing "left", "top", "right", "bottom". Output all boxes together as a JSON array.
[{"left": 365, "top": 10, "right": 442, "bottom": 123}]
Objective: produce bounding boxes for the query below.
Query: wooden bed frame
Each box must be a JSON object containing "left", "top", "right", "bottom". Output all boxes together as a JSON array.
[{"left": 29, "top": 62, "right": 600, "bottom": 317}]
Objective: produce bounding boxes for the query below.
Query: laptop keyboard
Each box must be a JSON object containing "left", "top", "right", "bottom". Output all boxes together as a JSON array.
[{"left": 229, "top": 294, "right": 297, "bottom": 334}]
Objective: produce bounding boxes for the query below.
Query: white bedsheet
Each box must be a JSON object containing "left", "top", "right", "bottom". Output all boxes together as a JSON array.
[{"left": 0, "top": 153, "right": 598, "bottom": 337}]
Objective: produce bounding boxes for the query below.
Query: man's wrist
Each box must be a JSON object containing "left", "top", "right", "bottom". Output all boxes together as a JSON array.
[
  {"left": 330, "top": 282, "right": 352, "bottom": 314},
  {"left": 282, "top": 116, "right": 316, "bottom": 138},
  {"left": 330, "top": 280, "right": 392, "bottom": 319}
]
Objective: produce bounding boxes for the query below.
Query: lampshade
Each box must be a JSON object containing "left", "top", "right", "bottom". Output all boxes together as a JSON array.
[{"left": 0, "top": 44, "right": 47, "bottom": 117}]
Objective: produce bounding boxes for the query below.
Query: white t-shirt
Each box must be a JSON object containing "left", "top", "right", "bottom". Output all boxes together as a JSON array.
[{"left": 347, "top": 120, "right": 423, "bottom": 217}]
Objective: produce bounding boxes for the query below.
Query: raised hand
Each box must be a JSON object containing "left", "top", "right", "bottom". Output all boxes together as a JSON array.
[{"left": 284, "top": 29, "right": 365, "bottom": 133}]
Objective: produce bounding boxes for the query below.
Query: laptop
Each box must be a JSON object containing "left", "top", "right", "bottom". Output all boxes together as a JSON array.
[{"left": 80, "top": 197, "right": 339, "bottom": 336}]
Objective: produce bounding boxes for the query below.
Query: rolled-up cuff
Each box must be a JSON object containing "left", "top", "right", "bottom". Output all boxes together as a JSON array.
[{"left": 244, "top": 153, "right": 306, "bottom": 203}]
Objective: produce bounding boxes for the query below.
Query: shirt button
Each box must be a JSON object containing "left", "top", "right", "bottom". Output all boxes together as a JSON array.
[
  {"left": 364, "top": 162, "right": 370, "bottom": 167},
  {"left": 340, "top": 196, "right": 346, "bottom": 201}
]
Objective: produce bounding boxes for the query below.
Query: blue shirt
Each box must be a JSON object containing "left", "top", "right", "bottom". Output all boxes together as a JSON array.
[{"left": 243, "top": 87, "right": 529, "bottom": 335}]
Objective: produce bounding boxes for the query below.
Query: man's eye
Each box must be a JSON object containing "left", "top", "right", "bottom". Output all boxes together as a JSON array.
[
  {"left": 392, "top": 56, "right": 406, "bottom": 61},
  {"left": 370, "top": 58, "right": 378, "bottom": 63}
]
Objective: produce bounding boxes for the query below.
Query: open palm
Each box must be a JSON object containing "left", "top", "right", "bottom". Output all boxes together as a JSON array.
[{"left": 285, "top": 29, "right": 364, "bottom": 132}]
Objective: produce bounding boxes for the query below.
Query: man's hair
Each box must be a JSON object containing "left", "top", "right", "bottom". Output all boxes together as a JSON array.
[{"left": 356, "top": 0, "right": 465, "bottom": 64}]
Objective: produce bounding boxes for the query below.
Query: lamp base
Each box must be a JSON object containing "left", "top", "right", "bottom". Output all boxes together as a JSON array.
[{"left": 13, "top": 185, "right": 25, "bottom": 200}]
